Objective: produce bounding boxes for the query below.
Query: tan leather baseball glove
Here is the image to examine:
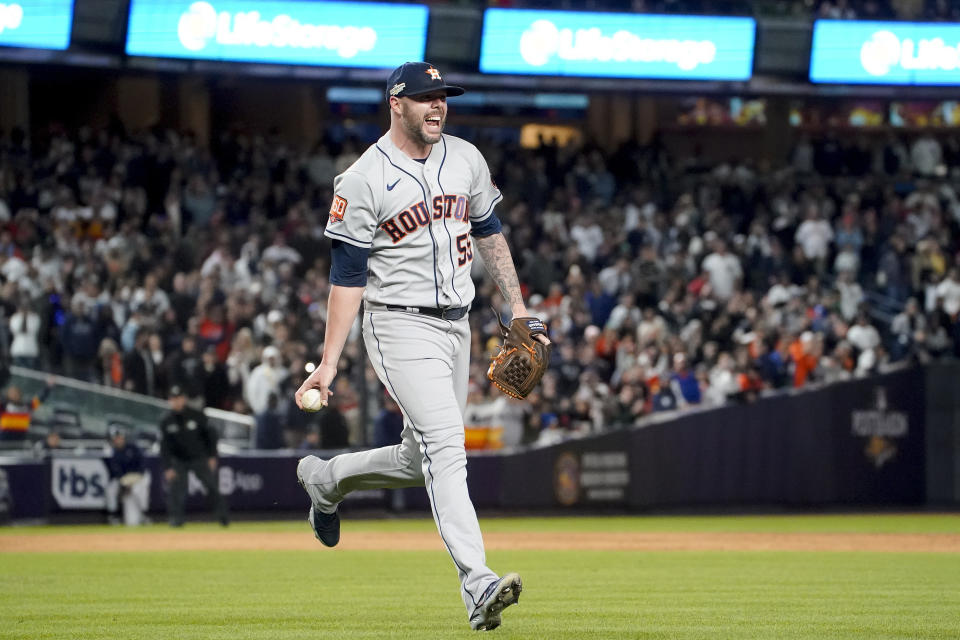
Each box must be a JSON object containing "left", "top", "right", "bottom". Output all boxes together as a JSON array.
[{"left": 487, "top": 314, "right": 551, "bottom": 399}]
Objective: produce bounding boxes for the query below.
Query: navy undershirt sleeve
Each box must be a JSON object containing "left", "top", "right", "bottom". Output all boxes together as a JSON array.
[
  {"left": 470, "top": 211, "right": 503, "bottom": 238},
  {"left": 329, "top": 240, "right": 370, "bottom": 286}
]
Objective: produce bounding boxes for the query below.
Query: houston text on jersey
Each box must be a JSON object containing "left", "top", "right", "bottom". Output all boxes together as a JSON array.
[{"left": 380, "top": 194, "right": 469, "bottom": 243}]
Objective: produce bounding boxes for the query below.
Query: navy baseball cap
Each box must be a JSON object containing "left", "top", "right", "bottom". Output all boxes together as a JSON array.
[{"left": 385, "top": 62, "right": 464, "bottom": 102}]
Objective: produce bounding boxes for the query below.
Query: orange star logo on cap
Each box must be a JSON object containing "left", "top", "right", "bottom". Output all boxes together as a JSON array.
[{"left": 426, "top": 67, "right": 442, "bottom": 80}]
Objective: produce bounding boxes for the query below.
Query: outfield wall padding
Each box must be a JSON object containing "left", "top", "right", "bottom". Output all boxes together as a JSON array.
[
  {"left": 498, "top": 366, "right": 927, "bottom": 509},
  {"left": 0, "top": 365, "right": 949, "bottom": 520}
]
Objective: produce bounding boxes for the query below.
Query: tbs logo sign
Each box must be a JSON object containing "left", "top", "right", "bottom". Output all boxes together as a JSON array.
[{"left": 52, "top": 459, "right": 109, "bottom": 509}]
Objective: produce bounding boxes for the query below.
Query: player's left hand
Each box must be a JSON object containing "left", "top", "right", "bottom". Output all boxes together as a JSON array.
[
  {"left": 489, "top": 310, "right": 552, "bottom": 399},
  {"left": 511, "top": 306, "right": 551, "bottom": 346}
]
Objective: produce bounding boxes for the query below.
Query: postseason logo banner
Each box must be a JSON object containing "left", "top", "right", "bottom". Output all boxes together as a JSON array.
[
  {"left": 811, "top": 20, "right": 960, "bottom": 85},
  {"left": 126, "top": 0, "right": 427, "bottom": 68},
  {"left": 479, "top": 9, "right": 755, "bottom": 81},
  {"left": 0, "top": 0, "right": 73, "bottom": 50}
]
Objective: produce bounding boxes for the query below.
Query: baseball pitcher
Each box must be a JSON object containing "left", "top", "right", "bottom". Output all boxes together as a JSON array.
[{"left": 295, "top": 61, "right": 549, "bottom": 631}]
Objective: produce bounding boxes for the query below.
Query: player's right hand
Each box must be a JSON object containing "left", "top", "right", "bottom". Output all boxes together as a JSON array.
[{"left": 295, "top": 362, "right": 337, "bottom": 410}]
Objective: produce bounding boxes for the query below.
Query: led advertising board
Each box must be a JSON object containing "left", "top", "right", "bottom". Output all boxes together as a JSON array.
[
  {"left": 0, "top": 0, "right": 73, "bottom": 50},
  {"left": 479, "top": 9, "right": 755, "bottom": 81},
  {"left": 811, "top": 20, "right": 960, "bottom": 85},
  {"left": 126, "top": 0, "right": 427, "bottom": 68}
]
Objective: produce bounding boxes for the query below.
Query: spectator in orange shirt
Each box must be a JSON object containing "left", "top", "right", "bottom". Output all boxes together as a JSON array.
[
  {"left": 0, "top": 378, "right": 54, "bottom": 441},
  {"left": 789, "top": 331, "right": 821, "bottom": 387}
]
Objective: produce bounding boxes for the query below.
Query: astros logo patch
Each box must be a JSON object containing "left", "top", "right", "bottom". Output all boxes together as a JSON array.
[
  {"left": 329, "top": 195, "right": 348, "bottom": 223},
  {"left": 426, "top": 67, "right": 442, "bottom": 80}
]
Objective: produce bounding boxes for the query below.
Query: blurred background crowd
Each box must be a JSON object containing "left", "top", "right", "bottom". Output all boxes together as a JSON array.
[
  {"left": 2, "top": 119, "right": 959, "bottom": 449},
  {"left": 478, "top": 0, "right": 958, "bottom": 21}
]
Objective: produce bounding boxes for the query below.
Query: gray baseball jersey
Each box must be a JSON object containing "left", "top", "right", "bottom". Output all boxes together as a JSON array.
[{"left": 323, "top": 132, "right": 502, "bottom": 309}]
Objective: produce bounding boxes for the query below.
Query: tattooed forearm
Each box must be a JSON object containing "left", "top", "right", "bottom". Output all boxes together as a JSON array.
[{"left": 474, "top": 233, "right": 524, "bottom": 309}]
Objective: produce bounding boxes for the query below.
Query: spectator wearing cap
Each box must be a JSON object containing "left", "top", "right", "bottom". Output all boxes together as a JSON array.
[
  {"left": 104, "top": 426, "right": 150, "bottom": 526},
  {"left": 159, "top": 384, "right": 228, "bottom": 527}
]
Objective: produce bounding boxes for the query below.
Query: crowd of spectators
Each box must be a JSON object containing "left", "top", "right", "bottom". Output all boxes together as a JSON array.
[
  {"left": 477, "top": 126, "right": 960, "bottom": 444},
  {"left": 815, "top": 0, "right": 958, "bottom": 20},
  {"left": 455, "top": 0, "right": 956, "bottom": 21},
  {"left": 1, "top": 117, "right": 960, "bottom": 448}
]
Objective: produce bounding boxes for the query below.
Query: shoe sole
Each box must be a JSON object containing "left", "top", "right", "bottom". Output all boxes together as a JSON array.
[{"left": 473, "top": 573, "right": 522, "bottom": 631}]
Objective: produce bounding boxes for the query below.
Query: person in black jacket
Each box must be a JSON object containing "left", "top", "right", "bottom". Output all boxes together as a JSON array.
[
  {"left": 160, "top": 384, "right": 228, "bottom": 527},
  {"left": 122, "top": 329, "right": 157, "bottom": 396}
]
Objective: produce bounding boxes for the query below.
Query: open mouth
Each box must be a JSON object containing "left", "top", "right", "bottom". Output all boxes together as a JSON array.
[{"left": 425, "top": 115, "right": 442, "bottom": 130}]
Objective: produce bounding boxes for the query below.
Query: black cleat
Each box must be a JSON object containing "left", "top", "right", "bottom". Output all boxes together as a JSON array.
[
  {"left": 470, "top": 573, "right": 522, "bottom": 631},
  {"left": 297, "top": 456, "right": 340, "bottom": 547},
  {"left": 307, "top": 505, "right": 340, "bottom": 547}
]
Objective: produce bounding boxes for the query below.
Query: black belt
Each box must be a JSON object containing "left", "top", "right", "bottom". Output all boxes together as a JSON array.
[{"left": 386, "top": 305, "right": 469, "bottom": 320}]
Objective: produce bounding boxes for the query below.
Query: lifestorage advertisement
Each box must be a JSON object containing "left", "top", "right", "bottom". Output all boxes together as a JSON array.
[
  {"left": 0, "top": 0, "right": 73, "bottom": 50},
  {"left": 125, "top": 0, "right": 427, "bottom": 67},
  {"left": 811, "top": 20, "right": 960, "bottom": 85},
  {"left": 479, "top": 9, "right": 755, "bottom": 81}
]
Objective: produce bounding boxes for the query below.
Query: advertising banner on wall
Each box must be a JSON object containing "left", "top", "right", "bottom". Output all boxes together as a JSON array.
[
  {"left": 51, "top": 457, "right": 109, "bottom": 509},
  {"left": 479, "top": 9, "right": 755, "bottom": 80},
  {"left": 811, "top": 20, "right": 960, "bottom": 85},
  {"left": 126, "top": 0, "right": 427, "bottom": 68},
  {"left": 0, "top": 0, "right": 73, "bottom": 50}
]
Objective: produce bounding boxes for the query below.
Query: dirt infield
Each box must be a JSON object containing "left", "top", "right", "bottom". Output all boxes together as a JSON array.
[{"left": 3, "top": 530, "right": 960, "bottom": 553}]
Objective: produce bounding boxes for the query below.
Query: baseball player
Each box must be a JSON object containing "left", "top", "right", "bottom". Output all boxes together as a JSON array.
[{"left": 295, "top": 61, "right": 548, "bottom": 631}]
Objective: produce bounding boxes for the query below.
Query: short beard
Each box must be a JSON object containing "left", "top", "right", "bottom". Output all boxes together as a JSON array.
[{"left": 400, "top": 103, "right": 442, "bottom": 146}]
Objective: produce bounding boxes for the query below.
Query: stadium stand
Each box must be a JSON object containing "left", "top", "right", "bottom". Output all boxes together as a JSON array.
[{"left": 1, "top": 120, "right": 959, "bottom": 448}]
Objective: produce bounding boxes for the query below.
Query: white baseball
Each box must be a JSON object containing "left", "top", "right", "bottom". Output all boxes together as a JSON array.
[{"left": 301, "top": 388, "right": 326, "bottom": 412}]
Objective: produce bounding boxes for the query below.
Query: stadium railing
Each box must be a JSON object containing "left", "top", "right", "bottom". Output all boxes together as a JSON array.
[{"left": 3, "top": 366, "right": 255, "bottom": 452}]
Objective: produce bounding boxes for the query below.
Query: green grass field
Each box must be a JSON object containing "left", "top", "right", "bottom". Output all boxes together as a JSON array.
[{"left": 2, "top": 515, "right": 960, "bottom": 639}]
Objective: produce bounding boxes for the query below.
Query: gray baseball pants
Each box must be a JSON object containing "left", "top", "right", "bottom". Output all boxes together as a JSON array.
[{"left": 300, "top": 309, "right": 497, "bottom": 614}]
